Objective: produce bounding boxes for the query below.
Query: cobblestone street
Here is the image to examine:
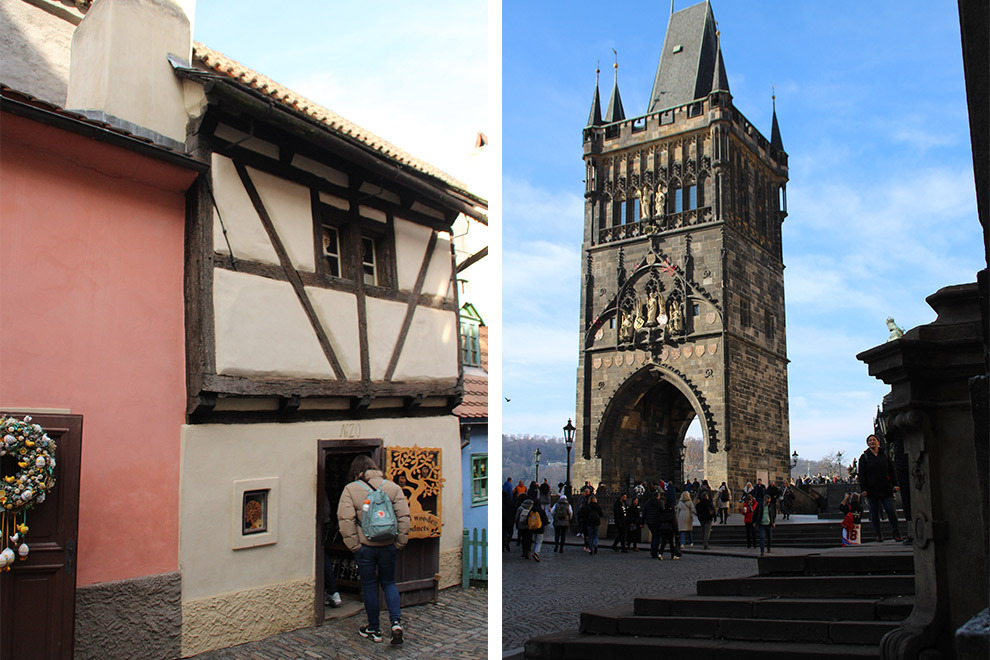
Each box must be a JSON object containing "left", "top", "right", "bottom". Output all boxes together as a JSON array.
[
  {"left": 187, "top": 586, "right": 487, "bottom": 660},
  {"left": 501, "top": 539, "right": 756, "bottom": 652}
]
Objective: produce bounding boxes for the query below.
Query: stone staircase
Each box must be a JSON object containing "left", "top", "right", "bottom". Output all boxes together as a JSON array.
[
  {"left": 703, "top": 521, "right": 852, "bottom": 548},
  {"left": 524, "top": 548, "right": 914, "bottom": 659}
]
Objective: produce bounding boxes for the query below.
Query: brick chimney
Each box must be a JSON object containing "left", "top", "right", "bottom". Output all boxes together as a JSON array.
[{"left": 66, "top": 0, "right": 195, "bottom": 149}]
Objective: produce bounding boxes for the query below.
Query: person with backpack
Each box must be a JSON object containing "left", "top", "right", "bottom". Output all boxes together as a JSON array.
[
  {"left": 516, "top": 498, "right": 547, "bottom": 560},
  {"left": 551, "top": 495, "right": 572, "bottom": 552},
  {"left": 657, "top": 499, "right": 680, "bottom": 560},
  {"left": 696, "top": 490, "right": 715, "bottom": 549},
  {"left": 337, "top": 454, "right": 411, "bottom": 645},
  {"left": 716, "top": 482, "right": 731, "bottom": 524}
]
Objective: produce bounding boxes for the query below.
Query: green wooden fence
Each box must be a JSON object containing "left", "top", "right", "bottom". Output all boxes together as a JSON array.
[{"left": 461, "top": 528, "right": 488, "bottom": 587}]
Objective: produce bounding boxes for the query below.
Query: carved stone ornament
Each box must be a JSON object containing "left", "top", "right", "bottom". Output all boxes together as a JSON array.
[
  {"left": 696, "top": 344, "right": 706, "bottom": 357},
  {"left": 706, "top": 312, "right": 717, "bottom": 325},
  {"left": 595, "top": 328, "right": 604, "bottom": 341},
  {"left": 593, "top": 357, "right": 602, "bottom": 369},
  {"left": 638, "top": 353, "right": 647, "bottom": 365},
  {"left": 603, "top": 357, "right": 613, "bottom": 368},
  {"left": 670, "top": 348, "right": 680, "bottom": 360},
  {"left": 615, "top": 354, "right": 624, "bottom": 367},
  {"left": 660, "top": 348, "right": 669, "bottom": 362},
  {"left": 683, "top": 345, "right": 694, "bottom": 358},
  {"left": 707, "top": 343, "right": 718, "bottom": 355}
]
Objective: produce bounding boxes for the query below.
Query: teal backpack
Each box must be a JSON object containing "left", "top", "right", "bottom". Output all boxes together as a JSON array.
[{"left": 358, "top": 480, "right": 398, "bottom": 542}]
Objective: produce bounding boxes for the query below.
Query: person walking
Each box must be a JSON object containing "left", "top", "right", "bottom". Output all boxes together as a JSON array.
[
  {"left": 627, "top": 496, "right": 643, "bottom": 551},
  {"left": 754, "top": 493, "right": 773, "bottom": 556},
  {"left": 767, "top": 480, "right": 781, "bottom": 526},
  {"left": 696, "top": 490, "right": 715, "bottom": 549},
  {"left": 337, "top": 455, "right": 411, "bottom": 645},
  {"left": 676, "top": 490, "right": 697, "bottom": 548},
  {"left": 716, "top": 482, "right": 731, "bottom": 524},
  {"left": 581, "top": 495, "right": 604, "bottom": 555},
  {"left": 741, "top": 494, "right": 756, "bottom": 549},
  {"left": 551, "top": 495, "right": 572, "bottom": 552},
  {"left": 664, "top": 480, "right": 678, "bottom": 508},
  {"left": 656, "top": 499, "right": 679, "bottom": 560},
  {"left": 612, "top": 493, "right": 629, "bottom": 552},
  {"left": 529, "top": 494, "right": 549, "bottom": 561},
  {"left": 538, "top": 480, "right": 552, "bottom": 518},
  {"left": 515, "top": 498, "right": 538, "bottom": 560},
  {"left": 643, "top": 489, "right": 663, "bottom": 559},
  {"left": 858, "top": 434, "right": 902, "bottom": 542}
]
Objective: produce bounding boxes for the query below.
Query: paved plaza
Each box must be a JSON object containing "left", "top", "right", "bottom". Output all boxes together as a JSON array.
[
  {"left": 501, "top": 533, "right": 758, "bottom": 653},
  {"left": 187, "top": 586, "right": 487, "bottom": 660}
]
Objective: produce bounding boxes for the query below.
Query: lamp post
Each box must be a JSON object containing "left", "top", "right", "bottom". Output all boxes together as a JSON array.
[
  {"left": 791, "top": 450, "right": 799, "bottom": 471},
  {"left": 534, "top": 448, "right": 542, "bottom": 483},
  {"left": 563, "top": 418, "right": 576, "bottom": 494}
]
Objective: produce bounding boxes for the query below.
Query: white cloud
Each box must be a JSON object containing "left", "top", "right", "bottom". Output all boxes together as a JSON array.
[{"left": 504, "top": 176, "right": 585, "bottom": 241}]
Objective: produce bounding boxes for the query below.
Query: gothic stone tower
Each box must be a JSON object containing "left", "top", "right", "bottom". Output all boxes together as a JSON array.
[{"left": 574, "top": 1, "right": 790, "bottom": 494}]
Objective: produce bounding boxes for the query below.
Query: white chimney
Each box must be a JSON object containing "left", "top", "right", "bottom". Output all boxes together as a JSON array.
[{"left": 66, "top": 0, "right": 195, "bottom": 149}]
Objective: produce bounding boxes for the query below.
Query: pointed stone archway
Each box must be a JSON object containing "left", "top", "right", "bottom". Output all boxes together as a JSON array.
[{"left": 595, "top": 364, "right": 711, "bottom": 489}]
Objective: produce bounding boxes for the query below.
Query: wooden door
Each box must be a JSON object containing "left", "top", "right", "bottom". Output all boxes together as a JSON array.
[{"left": 0, "top": 412, "right": 82, "bottom": 660}]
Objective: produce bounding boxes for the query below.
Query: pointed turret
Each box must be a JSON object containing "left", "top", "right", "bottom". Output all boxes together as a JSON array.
[
  {"left": 771, "top": 93, "right": 784, "bottom": 151},
  {"left": 605, "top": 61, "right": 625, "bottom": 123},
  {"left": 588, "top": 67, "right": 603, "bottom": 127},
  {"left": 711, "top": 32, "right": 729, "bottom": 94}
]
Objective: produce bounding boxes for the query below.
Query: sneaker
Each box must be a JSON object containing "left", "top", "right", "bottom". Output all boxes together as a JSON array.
[
  {"left": 893, "top": 535, "right": 903, "bottom": 542},
  {"left": 390, "top": 623, "right": 404, "bottom": 646},
  {"left": 657, "top": 554, "right": 663, "bottom": 561},
  {"left": 359, "top": 626, "right": 384, "bottom": 643},
  {"left": 331, "top": 592, "right": 342, "bottom": 607},
  {"left": 533, "top": 552, "right": 540, "bottom": 562}
]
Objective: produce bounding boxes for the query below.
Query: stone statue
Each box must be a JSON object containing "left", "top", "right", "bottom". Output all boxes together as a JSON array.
[
  {"left": 668, "top": 299, "right": 683, "bottom": 334},
  {"left": 654, "top": 189, "right": 666, "bottom": 217},
  {"left": 633, "top": 301, "right": 645, "bottom": 330},
  {"left": 886, "top": 317, "right": 904, "bottom": 342},
  {"left": 619, "top": 311, "right": 633, "bottom": 341},
  {"left": 656, "top": 291, "right": 667, "bottom": 325},
  {"left": 640, "top": 189, "right": 651, "bottom": 219},
  {"left": 646, "top": 291, "right": 658, "bottom": 324}
]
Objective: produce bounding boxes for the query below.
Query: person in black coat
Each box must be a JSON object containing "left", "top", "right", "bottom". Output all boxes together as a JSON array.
[
  {"left": 858, "top": 433, "right": 902, "bottom": 542},
  {"left": 656, "top": 500, "right": 679, "bottom": 560},
  {"left": 643, "top": 490, "right": 664, "bottom": 559},
  {"left": 626, "top": 497, "right": 643, "bottom": 551},
  {"left": 611, "top": 493, "right": 629, "bottom": 552},
  {"left": 581, "top": 495, "right": 604, "bottom": 555}
]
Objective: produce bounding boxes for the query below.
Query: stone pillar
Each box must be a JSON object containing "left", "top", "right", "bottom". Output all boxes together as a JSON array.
[{"left": 858, "top": 281, "right": 988, "bottom": 660}]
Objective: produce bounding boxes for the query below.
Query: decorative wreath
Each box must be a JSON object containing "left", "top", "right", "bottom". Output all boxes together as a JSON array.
[
  {"left": 1, "top": 415, "right": 57, "bottom": 513},
  {"left": 0, "top": 415, "right": 56, "bottom": 570}
]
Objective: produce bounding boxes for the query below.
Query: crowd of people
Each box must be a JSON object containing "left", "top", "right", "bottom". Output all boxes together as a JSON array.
[{"left": 501, "top": 475, "right": 795, "bottom": 560}]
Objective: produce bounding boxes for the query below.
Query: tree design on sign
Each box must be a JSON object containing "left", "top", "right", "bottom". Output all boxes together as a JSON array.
[{"left": 386, "top": 447, "right": 444, "bottom": 539}]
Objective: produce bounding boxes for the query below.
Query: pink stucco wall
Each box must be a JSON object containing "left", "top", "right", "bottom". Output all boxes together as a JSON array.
[{"left": 1, "top": 113, "right": 198, "bottom": 586}]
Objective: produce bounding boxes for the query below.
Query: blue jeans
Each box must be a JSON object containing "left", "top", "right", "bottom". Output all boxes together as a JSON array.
[
  {"left": 355, "top": 544, "right": 401, "bottom": 630},
  {"left": 324, "top": 553, "right": 339, "bottom": 595},
  {"left": 867, "top": 495, "right": 901, "bottom": 539},
  {"left": 680, "top": 530, "right": 694, "bottom": 547},
  {"left": 758, "top": 524, "right": 772, "bottom": 553},
  {"left": 586, "top": 524, "right": 599, "bottom": 552}
]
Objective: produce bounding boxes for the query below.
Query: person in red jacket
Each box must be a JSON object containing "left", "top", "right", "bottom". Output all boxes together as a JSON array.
[{"left": 741, "top": 494, "right": 756, "bottom": 549}]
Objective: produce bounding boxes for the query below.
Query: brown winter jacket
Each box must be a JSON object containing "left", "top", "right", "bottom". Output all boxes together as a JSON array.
[{"left": 336, "top": 468, "right": 411, "bottom": 553}]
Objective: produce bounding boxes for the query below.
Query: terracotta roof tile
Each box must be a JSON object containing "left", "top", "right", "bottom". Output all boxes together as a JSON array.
[
  {"left": 192, "top": 43, "right": 480, "bottom": 200},
  {"left": 454, "top": 373, "right": 488, "bottom": 420}
]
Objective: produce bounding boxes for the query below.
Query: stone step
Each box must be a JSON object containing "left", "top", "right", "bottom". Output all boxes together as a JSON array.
[
  {"left": 611, "top": 616, "right": 899, "bottom": 645},
  {"left": 524, "top": 631, "right": 882, "bottom": 660},
  {"left": 696, "top": 574, "right": 915, "bottom": 598},
  {"left": 633, "top": 594, "right": 913, "bottom": 621},
  {"left": 757, "top": 552, "right": 914, "bottom": 576}
]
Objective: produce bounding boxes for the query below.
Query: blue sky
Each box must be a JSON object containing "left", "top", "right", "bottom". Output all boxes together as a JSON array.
[
  {"left": 501, "top": 1, "right": 985, "bottom": 462},
  {"left": 193, "top": 1, "right": 490, "bottom": 186}
]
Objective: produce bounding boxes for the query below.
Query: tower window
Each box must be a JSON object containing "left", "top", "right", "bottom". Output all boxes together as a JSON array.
[
  {"left": 321, "top": 224, "right": 341, "bottom": 277},
  {"left": 631, "top": 198, "right": 640, "bottom": 223},
  {"left": 686, "top": 185, "right": 697, "bottom": 210},
  {"left": 765, "top": 310, "right": 775, "bottom": 340},
  {"left": 674, "top": 188, "right": 683, "bottom": 213},
  {"left": 740, "top": 298, "right": 751, "bottom": 328}
]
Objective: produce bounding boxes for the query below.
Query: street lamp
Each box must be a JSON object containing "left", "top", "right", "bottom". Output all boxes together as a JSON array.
[
  {"left": 791, "top": 450, "right": 799, "bottom": 469},
  {"left": 534, "top": 448, "right": 542, "bottom": 483},
  {"left": 563, "top": 418, "right": 576, "bottom": 494}
]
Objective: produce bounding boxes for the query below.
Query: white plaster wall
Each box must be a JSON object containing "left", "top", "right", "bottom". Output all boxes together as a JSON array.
[
  {"left": 393, "top": 306, "right": 459, "bottom": 380},
  {"left": 394, "top": 218, "right": 431, "bottom": 291},
  {"left": 213, "top": 268, "right": 335, "bottom": 379},
  {"left": 0, "top": 0, "right": 78, "bottom": 107},
  {"left": 394, "top": 218, "right": 454, "bottom": 299},
  {"left": 365, "top": 297, "right": 407, "bottom": 380},
  {"left": 212, "top": 154, "right": 280, "bottom": 265},
  {"left": 306, "top": 286, "right": 361, "bottom": 380},
  {"left": 178, "top": 415, "right": 463, "bottom": 602},
  {"left": 249, "top": 166, "right": 316, "bottom": 272}
]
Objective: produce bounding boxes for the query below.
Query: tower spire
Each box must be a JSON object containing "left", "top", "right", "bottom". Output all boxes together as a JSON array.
[
  {"left": 587, "top": 63, "right": 603, "bottom": 127},
  {"left": 605, "top": 51, "right": 625, "bottom": 123},
  {"left": 771, "top": 86, "right": 783, "bottom": 151},
  {"left": 711, "top": 25, "right": 729, "bottom": 95}
]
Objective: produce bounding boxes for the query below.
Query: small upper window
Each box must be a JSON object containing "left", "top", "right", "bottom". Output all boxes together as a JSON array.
[
  {"left": 321, "top": 225, "right": 341, "bottom": 277},
  {"left": 361, "top": 236, "right": 378, "bottom": 286}
]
